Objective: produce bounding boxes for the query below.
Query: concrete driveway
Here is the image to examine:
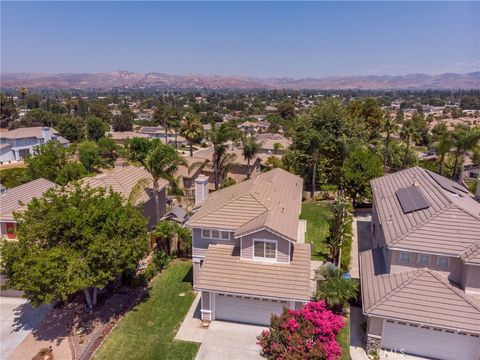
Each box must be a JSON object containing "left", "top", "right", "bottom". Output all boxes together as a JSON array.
[
  {"left": 0, "top": 297, "right": 50, "bottom": 359},
  {"left": 195, "top": 321, "right": 266, "bottom": 360}
]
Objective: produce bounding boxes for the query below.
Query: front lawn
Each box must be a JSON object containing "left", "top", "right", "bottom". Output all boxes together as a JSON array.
[
  {"left": 300, "top": 202, "right": 332, "bottom": 261},
  {"left": 338, "top": 315, "right": 351, "bottom": 360},
  {"left": 94, "top": 261, "right": 200, "bottom": 360}
]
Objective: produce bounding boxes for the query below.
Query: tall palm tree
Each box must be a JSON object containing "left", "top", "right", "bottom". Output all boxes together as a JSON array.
[
  {"left": 400, "top": 123, "right": 419, "bottom": 169},
  {"left": 431, "top": 123, "right": 452, "bottom": 176},
  {"left": 451, "top": 125, "right": 480, "bottom": 182},
  {"left": 144, "top": 143, "right": 187, "bottom": 217},
  {"left": 315, "top": 265, "right": 358, "bottom": 313},
  {"left": 179, "top": 114, "right": 203, "bottom": 157},
  {"left": 382, "top": 116, "right": 398, "bottom": 173},
  {"left": 306, "top": 129, "right": 329, "bottom": 199},
  {"left": 206, "top": 122, "right": 240, "bottom": 190},
  {"left": 325, "top": 196, "right": 352, "bottom": 266},
  {"left": 242, "top": 136, "right": 262, "bottom": 179}
]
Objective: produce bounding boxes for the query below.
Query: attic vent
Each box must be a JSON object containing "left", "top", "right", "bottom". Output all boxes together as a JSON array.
[{"left": 395, "top": 186, "right": 430, "bottom": 214}]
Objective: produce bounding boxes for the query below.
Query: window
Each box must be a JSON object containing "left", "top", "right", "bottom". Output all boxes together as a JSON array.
[
  {"left": 399, "top": 252, "right": 411, "bottom": 264},
  {"left": 253, "top": 240, "right": 276, "bottom": 260},
  {"left": 200, "top": 229, "right": 230, "bottom": 240},
  {"left": 417, "top": 254, "right": 430, "bottom": 266},
  {"left": 437, "top": 256, "right": 449, "bottom": 268}
]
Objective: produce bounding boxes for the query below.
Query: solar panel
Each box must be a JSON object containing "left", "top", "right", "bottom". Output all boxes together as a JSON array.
[
  {"left": 396, "top": 186, "right": 430, "bottom": 214},
  {"left": 426, "top": 170, "right": 469, "bottom": 196}
]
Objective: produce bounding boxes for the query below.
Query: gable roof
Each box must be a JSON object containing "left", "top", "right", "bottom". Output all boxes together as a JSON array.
[
  {"left": 0, "top": 178, "right": 57, "bottom": 221},
  {"left": 371, "top": 166, "right": 480, "bottom": 263},
  {"left": 360, "top": 249, "right": 480, "bottom": 333},
  {"left": 187, "top": 168, "right": 303, "bottom": 242},
  {"left": 0, "top": 127, "right": 60, "bottom": 140},
  {"left": 195, "top": 243, "right": 311, "bottom": 301},
  {"left": 83, "top": 165, "right": 168, "bottom": 205}
]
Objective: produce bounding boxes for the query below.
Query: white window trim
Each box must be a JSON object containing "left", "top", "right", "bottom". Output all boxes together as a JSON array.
[
  {"left": 436, "top": 256, "right": 449, "bottom": 268},
  {"left": 253, "top": 238, "right": 278, "bottom": 262},
  {"left": 399, "top": 251, "right": 411, "bottom": 264},
  {"left": 201, "top": 229, "right": 231, "bottom": 241},
  {"left": 417, "top": 254, "right": 430, "bottom": 266}
]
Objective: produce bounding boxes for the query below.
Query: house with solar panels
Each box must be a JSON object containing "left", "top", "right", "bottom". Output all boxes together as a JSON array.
[{"left": 360, "top": 166, "right": 480, "bottom": 359}]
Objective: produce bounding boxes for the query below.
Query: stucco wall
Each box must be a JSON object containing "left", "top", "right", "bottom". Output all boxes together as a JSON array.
[
  {"left": 389, "top": 250, "right": 463, "bottom": 283},
  {"left": 142, "top": 187, "right": 167, "bottom": 230},
  {"left": 201, "top": 290, "right": 212, "bottom": 321},
  {"left": 192, "top": 228, "right": 238, "bottom": 258},
  {"left": 462, "top": 265, "right": 480, "bottom": 295},
  {"left": 367, "top": 316, "right": 383, "bottom": 337},
  {"left": 241, "top": 229, "right": 291, "bottom": 263}
]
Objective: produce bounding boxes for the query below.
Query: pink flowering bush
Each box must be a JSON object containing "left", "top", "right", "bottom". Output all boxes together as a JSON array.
[{"left": 257, "top": 301, "right": 345, "bottom": 360}]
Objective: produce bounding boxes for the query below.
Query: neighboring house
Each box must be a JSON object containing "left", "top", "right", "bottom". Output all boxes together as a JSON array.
[
  {"left": 464, "top": 164, "right": 480, "bottom": 180},
  {"left": 193, "top": 147, "right": 261, "bottom": 189},
  {"left": 361, "top": 166, "right": 480, "bottom": 359},
  {"left": 175, "top": 156, "right": 209, "bottom": 198},
  {"left": 186, "top": 168, "right": 311, "bottom": 326},
  {"left": 0, "top": 178, "right": 57, "bottom": 238},
  {"left": 0, "top": 127, "right": 69, "bottom": 163},
  {"left": 137, "top": 126, "right": 188, "bottom": 146},
  {"left": 107, "top": 131, "right": 151, "bottom": 145},
  {"left": 83, "top": 165, "right": 168, "bottom": 230},
  {"left": 255, "top": 133, "right": 291, "bottom": 160},
  {"left": 238, "top": 121, "right": 268, "bottom": 134}
]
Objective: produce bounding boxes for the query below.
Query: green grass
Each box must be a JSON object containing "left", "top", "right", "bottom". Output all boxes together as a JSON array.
[
  {"left": 94, "top": 261, "right": 200, "bottom": 360},
  {"left": 300, "top": 202, "right": 333, "bottom": 261},
  {"left": 338, "top": 315, "right": 351, "bottom": 360}
]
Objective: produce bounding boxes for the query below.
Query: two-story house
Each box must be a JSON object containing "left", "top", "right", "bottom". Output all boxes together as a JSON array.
[
  {"left": 186, "top": 169, "right": 311, "bottom": 326},
  {"left": 361, "top": 166, "right": 480, "bottom": 359},
  {"left": 0, "top": 127, "right": 69, "bottom": 163}
]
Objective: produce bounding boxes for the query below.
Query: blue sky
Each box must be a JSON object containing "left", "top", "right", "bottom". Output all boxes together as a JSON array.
[{"left": 1, "top": 1, "right": 479, "bottom": 77}]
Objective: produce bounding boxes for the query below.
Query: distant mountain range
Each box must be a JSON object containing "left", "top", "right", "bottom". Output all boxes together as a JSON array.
[{"left": 1, "top": 71, "right": 479, "bottom": 90}]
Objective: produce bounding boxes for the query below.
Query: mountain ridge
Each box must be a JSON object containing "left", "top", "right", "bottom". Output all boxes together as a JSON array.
[{"left": 1, "top": 71, "right": 479, "bottom": 90}]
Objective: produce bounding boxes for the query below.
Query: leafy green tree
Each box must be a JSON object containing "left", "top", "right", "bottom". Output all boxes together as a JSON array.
[
  {"left": 343, "top": 148, "right": 383, "bottom": 206},
  {"left": 26, "top": 94, "right": 40, "bottom": 109},
  {"left": 55, "top": 161, "right": 87, "bottom": 186},
  {"left": 264, "top": 156, "right": 283, "bottom": 170},
  {"left": 98, "top": 137, "right": 118, "bottom": 167},
  {"left": 12, "top": 109, "right": 57, "bottom": 129},
  {"left": 0, "top": 185, "right": 148, "bottom": 308},
  {"left": 315, "top": 265, "right": 358, "bottom": 313},
  {"left": 384, "top": 140, "right": 417, "bottom": 172},
  {"left": 242, "top": 136, "right": 262, "bottom": 179},
  {"left": 0, "top": 94, "right": 18, "bottom": 128},
  {"left": 78, "top": 140, "right": 101, "bottom": 172},
  {"left": 451, "top": 125, "right": 480, "bottom": 182},
  {"left": 50, "top": 103, "right": 68, "bottom": 115},
  {"left": 86, "top": 116, "right": 107, "bottom": 142},
  {"left": 400, "top": 122, "right": 420, "bottom": 169},
  {"left": 325, "top": 196, "right": 352, "bottom": 266},
  {"left": 153, "top": 220, "right": 177, "bottom": 255},
  {"left": 124, "top": 137, "right": 154, "bottom": 163},
  {"left": 395, "top": 108, "right": 405, "bottom": 123},
  {"left": 179, "top": 114, "right": 203, "bottom": 157},
  {"left": 382, "top": 116, "right": 398, "bottom": 172},
  {"left": 306, "top": 129, "right": 330, "bottom": 199},
  {"left": 89, "top": 100, "right": 112, "bottom": 123},
  {"left": 273, "top": 142, "right": 283, "bottom": 155},
  {"left": 25, "top": 140, "right": 68, "bottom": 182},
  {"left": 112, "top": 107, "right": 135, "bottom": 131},
  {"left": 277, "top": 101, "right": 295, "bottom": 120},
  {"left": 56, "top": 115, "right": 85, "bottom": 143},
  {"left": 220, "top": 177, "right": 236, "bottom": 189}
]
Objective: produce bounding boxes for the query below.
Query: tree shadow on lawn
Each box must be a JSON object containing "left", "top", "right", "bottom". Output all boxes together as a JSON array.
[{"left": 181, "top": 266, "right": 193, "bottom": 284}]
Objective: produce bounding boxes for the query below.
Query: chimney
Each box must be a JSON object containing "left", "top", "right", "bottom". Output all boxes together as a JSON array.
[
  {"left": 42, "top": 127, "right": 52, "bottom": 143},
  {"left": 195, "top": 174, "right": 209, "bottom": 206}
]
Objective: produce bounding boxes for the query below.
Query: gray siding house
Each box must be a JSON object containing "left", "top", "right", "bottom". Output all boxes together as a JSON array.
[
  {"left": 361, "top": 166, "right": 480, "bottom": 359},
  {"left": 186, "top": 169, "right": 311, "bottom": 326}
]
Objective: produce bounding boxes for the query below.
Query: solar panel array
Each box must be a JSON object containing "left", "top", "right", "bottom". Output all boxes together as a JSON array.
[
  {"left": 426, "top": 170, "right": 470, "bottom": 196},
  {"left": 395, "top": 186, "right": 430, "bottom": 214}
]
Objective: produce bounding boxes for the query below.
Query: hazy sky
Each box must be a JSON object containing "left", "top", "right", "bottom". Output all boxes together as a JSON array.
[{"left": 1, "top": 1, "right": 479, "bottom": 77}]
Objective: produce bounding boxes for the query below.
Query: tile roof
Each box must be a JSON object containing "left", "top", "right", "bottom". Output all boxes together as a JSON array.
[
  {"left": 360, "top": 249, "right": 480, "bottom": 333},
  {"left": 0, "top": 178, "right": 57, "bottom": 221},
  {"left": 107, "top": 131, "right": 151, "bottom": 140},
  {"left": 187, "top": 168, "right": 303, "bottom": 242},
  {"left": 371, "top": 166, "right": 480, "bottom": 263},
  {"left": 195, "top": 243, "right": 312, "bottom": 301},
  {"left": 0, "top": 127, "right": 60, "bottom": 140},
  {"left": 255, "top": 133, "right": 291, "bottom": 151},
  {"left": 83, "top": 165, "right": 168, "bottom": 205}
]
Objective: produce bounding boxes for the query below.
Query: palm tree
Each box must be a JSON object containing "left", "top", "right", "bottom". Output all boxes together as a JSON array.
[
  {"left": 306, "top": 129, "right": 329, "bottom": 199},
  {"left": 431, "top": 123, "right": 452, "bottom": 176},
  {"left": 382, "top": 116, "right": 398, "bottom": 173},
  {"left": 144, "top": 143, "right": 187, "bottom": 218},
  {"left": 153, "top": 220, "right": 177, "bottom": 255},
  {"left": 206, "top": 122, "right": 240, "bottom": 190},
  {"left": 325, "top": 196, "right": 352, "bottom": 266},
  {"left": 315, "top": 265, "right": 358, "bottom": 313},
  {"left": 179, "top": 114, "right": 203, "bottom": 157},
  {"left": 242, "top": 136, "right": 262, "bottom": 179},
  {"left": 451, "top": 125, "right": 480, "bottom": 182},
  {"left": 400, "top": 123, "right": 419, "bottom": 169}
]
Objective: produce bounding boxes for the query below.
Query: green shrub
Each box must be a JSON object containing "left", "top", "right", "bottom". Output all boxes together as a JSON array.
[
  {"left": 153, "top": 250, "right": 172, "bottom": 270},
  {"left": 143, "top": 263, "right": 158, "bottom": 281}
]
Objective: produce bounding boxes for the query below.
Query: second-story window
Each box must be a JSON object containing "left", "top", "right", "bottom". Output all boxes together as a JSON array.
[
  {"left": 253, "top": 240, "right": 276, "bottom": 260},
  {"left": 417, "top": 254, "right": 430, "bottom": 266},
  {"left": 399, "top": 252, "right": 411, "bottom": 264},
  {"left": 201, "top": 229, "right": 230, "bottom": 240},
  {"left": 437, "top": 256, "right": 449, "bottom": 268}
]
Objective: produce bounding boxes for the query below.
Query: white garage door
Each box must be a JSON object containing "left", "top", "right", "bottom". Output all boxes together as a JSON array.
[
  {"left": 382, "top": 320, "right": 480, "bottom": 360},
  {"left": 215, "top": 293, "right": 287, "bottom": 326}
]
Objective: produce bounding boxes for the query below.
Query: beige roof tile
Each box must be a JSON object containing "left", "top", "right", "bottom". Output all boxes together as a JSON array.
[
  {"left": 195, "top": 243, "right": 312, "bottom": 301},
  {"left": 187, "top": 168, "right": 303, "bottom": 241},
  {"left": 0, "top": 178, "right": 57, "bottom": 221},
  {"left": 371, "top": 166, "right": 480, "bottom": 263},
  {"left": 360, "top": 249, "right": 480, "bottom": 333}
]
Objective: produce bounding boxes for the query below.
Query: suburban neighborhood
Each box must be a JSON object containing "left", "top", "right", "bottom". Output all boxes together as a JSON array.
[{"left": 1, "top": 2, "right": 480, "bottom": 360}]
